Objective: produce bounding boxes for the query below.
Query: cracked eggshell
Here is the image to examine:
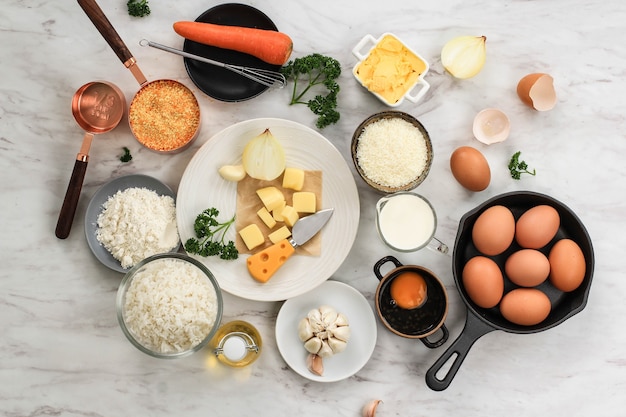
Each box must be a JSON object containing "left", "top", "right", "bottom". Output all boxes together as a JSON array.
[
  {"left": 472, "top": 108, "right": 510, "bottom": 145},
  {"left": 517, "top": 73, "right": 557, "bottom": 111}
]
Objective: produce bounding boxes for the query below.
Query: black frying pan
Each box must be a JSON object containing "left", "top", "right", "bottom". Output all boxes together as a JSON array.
[{"left": 425, "top": 191, "right": 594, "bottom": 391}]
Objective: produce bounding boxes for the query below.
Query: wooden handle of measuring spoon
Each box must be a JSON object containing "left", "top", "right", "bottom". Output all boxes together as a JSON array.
[
  {"left": 77, "top": 0, "right": 134, "bottom": 65},
  {"left": 55, "top": 158, "right": 89, "bottom": 239}
]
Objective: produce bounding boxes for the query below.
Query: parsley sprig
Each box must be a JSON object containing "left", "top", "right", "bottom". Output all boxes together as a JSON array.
[
  {"left": 508, "top": 151, "right": 536, "bottom": 180},
  {"left": 184, "top": 208, "right": 238, "bottom": 260}
]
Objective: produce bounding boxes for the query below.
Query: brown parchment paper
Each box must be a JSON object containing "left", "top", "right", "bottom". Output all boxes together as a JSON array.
[{"left": 235, "top": 171, "right": 322, "bottom": 256}]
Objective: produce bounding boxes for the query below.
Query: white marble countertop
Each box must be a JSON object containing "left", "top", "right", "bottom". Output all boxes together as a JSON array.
[{"left": 2, "top": 0, "right": 625, "bottom": 415}]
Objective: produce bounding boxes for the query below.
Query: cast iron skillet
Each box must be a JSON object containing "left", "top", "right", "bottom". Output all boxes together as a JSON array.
[
  {"left": 183, "top": 3, "right": 281, "bottom": 102},
  {"left": 425, "top": 191, "right": 594, "bottom": 391}
]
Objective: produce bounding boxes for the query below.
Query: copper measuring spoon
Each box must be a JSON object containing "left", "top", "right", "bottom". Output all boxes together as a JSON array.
[{"left": 55, "top": 81, "right": 125, "bottom": 239}]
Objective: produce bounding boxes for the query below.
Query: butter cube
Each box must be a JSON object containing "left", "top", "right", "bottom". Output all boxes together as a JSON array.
[
  {"left": 292, "top": 191, "right": 316, "bottom": 214},
  {"left": 282, "top": 167, "right": 305, "bottom": 191},
  {"left": 268, "top": 225, "right": 292, "bottom": 244},
  {"left": 281, "top": 205, "right": 300, "bottom": 228},
  {"left": 256, "top": 186, "right": 285, "bottom": 212},
  {"left": 257, "top": 207, "right": 276, "bottom": 229},
  {"left": 272, "top": 200, "right": 286, "bottom": 222},
  {"left": 238, "top": 224, "right": 265, "bottom": 250}
]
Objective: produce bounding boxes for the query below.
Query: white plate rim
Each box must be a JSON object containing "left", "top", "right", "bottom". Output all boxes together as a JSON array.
[
  {"left": 274, "top": 280, "right": 378, "bottom": 382},
  {"left": 176, "top": 118, "right": 360, "bottom": 301},
  {"left": 84, "top": 174, "right": 177, "bottom": 273}
]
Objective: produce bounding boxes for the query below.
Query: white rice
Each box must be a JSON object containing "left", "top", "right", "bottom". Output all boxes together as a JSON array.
[{"left": 122, "top": 258, "right": 218, "bottom": 354}]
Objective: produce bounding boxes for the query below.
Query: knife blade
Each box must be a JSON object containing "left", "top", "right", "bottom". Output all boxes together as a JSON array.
[{"left": 247, "top": 208, "right": 334, "bottom": 283}]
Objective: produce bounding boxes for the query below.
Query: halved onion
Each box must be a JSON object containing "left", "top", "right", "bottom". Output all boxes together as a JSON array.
[{"left": 242, "top": 128, "right": 286, "bottom": 180}]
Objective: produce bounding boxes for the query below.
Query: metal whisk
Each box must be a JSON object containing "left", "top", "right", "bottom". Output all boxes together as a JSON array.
[{"left": 140, "top": 39, "right": 286, "bottom": 89}]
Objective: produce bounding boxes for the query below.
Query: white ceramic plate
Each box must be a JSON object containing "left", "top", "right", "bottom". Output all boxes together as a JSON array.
[
  {"left": 84, "top": 174, "right": 178, "bottom": 273},
  {"left": 176, "top": 118, "right": 360, "bottom": 301},
  {"left": 275, "top": 280, "right": 377, "bottom": 382}
]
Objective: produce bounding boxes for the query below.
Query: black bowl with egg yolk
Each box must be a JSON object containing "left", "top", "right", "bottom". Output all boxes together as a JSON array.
[
  {"left": 373, "top": 256, "right": 449, "bottom": 349},
  {"left": 425, "top": 190, "right": 594, "bottom": 391}
]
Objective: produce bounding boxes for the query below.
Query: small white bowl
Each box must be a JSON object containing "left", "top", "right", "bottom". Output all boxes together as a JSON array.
[
  {"left": 352, "top": 33, "right": 430, "bottom": 107},
  {"left": 472, "top": 108, "right": 511, "bottom": 145}
]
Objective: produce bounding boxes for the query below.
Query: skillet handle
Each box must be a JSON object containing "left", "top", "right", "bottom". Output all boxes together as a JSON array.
[
  {"left": 77, "top": 0, "right": 133, "bottom": 64},
  {"left": 55, "top": 158, "right": 88, "bottom": 239},
  {"left": 425, "top": 310, "right": 496, "bottom": 391}
]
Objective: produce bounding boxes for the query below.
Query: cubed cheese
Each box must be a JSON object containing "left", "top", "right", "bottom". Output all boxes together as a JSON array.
[
  {"left": 256, "top": 186, "right": 285, "bottom": 212},
  {"left": 257, "top": 207, "right": 276, "bottom": 229},
  {"left": 281, "top": 205, "right": 300, "bottom": 228},
  {"left": 282, "top": 167, "right": 305, "bottom": 191},
  {"left": 268, "top": 225, "right": 292, "bottom": 244},
  {"left": 238, "top": 224, "right": 265, "bottom": 250},
  {"left": 272, "top": 200, "right": 286, "bottom": 222},
  {"left": 292, "top": 191, "right": 317, "bottom": 213}
]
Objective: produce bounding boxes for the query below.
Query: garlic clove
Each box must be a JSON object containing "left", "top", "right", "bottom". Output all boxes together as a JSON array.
[
  {"left": 304, "top": 337, "right": 323, "bottom": 354},
  {"left": 335, "top": 312, "right": 349, "bottom": 327},
  {"left": 362, "top": 400, "right": 382, "bottom": 417},
  {"left": 327, "top": 336, "right": 348, "bottom": 354},
  {"left": 218, "top": 164, "right": 247, "bottom": 182},
  {"left": 297, "top": 318, "right": 314, "bottom": 342},
  {"left": 307, "top": 308, "right": 324, "bottom": 332},
  {"left": 330, "top": 325, "right": 351, "bottom": 342},
  {"left": 319, "top": 305, "right": 338, "bottom": 326},
  {"left": 441, "top": 35, "right": 487, "bottom": 79},
  {"left": 306, "top": 353, "right": 324, "bottom": 376},
  {"left": 317, "top": 340, "right": 334, "bottom": 358}
]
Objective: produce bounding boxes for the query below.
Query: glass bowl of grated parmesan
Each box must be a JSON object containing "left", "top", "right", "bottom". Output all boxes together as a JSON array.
[
  {"left": 351, "top": 111, "right": 433, "bottom": 193},
  {"left": 116, "top": 253, "right": 223, "bottom": 359}
]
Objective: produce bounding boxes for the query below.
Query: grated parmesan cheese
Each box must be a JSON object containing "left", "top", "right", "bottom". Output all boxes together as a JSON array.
[
  {"left": 123, "top": 257, "right": 218, "bottom": 353},
  {"left": 96, "top": 187, "right": 179, "bottom": 269},
  {"left": 356, "top": 117, "right": 428, "bottom": 188}
]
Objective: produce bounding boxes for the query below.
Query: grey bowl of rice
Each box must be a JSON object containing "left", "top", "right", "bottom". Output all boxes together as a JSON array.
[
  {"left": 351, "top": 111, "right": 433, "bottom": 193},
  {"left": 116, "top": 253, "right": 223, "bottom": 359}
]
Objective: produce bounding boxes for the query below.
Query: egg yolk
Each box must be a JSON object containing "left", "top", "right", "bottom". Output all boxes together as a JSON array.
[{"left": 390, "top": 271, "right": 427, "bottom": 310}]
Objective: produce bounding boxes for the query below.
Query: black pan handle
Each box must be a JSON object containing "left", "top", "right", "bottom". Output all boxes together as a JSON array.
[
  {"left": 373, "top": 256, "right": 403, "bottom": 281},
  {"left": 425, "top": 310, "right": 496, "bottom": 391},
  {"left": 55, "top": 159, "right": 88, "bottom": 239}
]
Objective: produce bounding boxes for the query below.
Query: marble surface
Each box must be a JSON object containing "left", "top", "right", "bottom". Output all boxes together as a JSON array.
[{"left": 2, "top": 0, "right": 625, "bottom": 415}]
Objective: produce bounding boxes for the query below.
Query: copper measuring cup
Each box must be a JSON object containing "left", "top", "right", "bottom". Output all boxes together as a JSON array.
[
  {"left": 77, "top": 0, "right": 201, "bottom": 153},
  {"left": 55, "top": 81, "right": 125, "bottom": 239}
]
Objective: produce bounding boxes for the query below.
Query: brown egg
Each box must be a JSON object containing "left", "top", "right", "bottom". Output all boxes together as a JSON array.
[
  {"left": 505, "top": 249, "right": 550, "bottom": 287},
  {"left": 549, "top": 238, "right": 586, "bottom": 292},
  {"left": 515, "top": 205, "right": 560, "bottom": 249},
  {"left": 462, "top": 256, "right": 504, "bottom": 308},
  {"left": 517, "top": 73, "right": 556, "bottom": 111},
  {"left": 500, "top": 288, "right": 551, "bottom": 326},
  {"left": 472, "top": 205, "right": 515, "bottom": 256},
  {"left": 450, "top": 146, "right": 491, "bottom": 191}
]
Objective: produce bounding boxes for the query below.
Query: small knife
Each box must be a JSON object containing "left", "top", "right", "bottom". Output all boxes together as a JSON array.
[{"left": 247, "top": 208, "right": 334, "bottom": 283}]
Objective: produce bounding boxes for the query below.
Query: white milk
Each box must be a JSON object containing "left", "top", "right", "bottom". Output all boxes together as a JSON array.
[{"left": 377, "top": 193, "right": 436, "bottom": 251}]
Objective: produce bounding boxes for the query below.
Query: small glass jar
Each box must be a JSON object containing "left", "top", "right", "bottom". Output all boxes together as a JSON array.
[{"left": 211, "top": 320, "right": 262, "bottom": 367}]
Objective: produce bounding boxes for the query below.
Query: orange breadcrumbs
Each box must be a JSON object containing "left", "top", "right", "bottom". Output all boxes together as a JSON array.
[{"left": 129, "top": 80, "right": 200, "bottom": 152}]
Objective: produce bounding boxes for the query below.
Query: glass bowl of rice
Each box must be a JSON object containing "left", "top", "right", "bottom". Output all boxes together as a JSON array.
[
  {"left": 351, "top": 110, "right": 433, "bottom": 193},
  {"left": 116, "top": 253, "right": 223, "bottom": 359}
]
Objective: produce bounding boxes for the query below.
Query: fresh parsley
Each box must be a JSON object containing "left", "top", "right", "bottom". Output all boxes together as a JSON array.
[
  {"left": 127, "top": 0, "right": 150, "bottom": 18},
  {"left": 119, "top": 146, "right": 132, "bottom": 163},
  {"left": 184, "top": 208, "right": 239, "bottom": 260},
  {"left": 508, "top": 151, "right": 536, "bottom": 180}
]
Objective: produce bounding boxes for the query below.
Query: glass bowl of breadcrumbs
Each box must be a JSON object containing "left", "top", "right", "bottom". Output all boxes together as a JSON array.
[{"left": 128, "top": 79, "right": 201, "bottom": 153}]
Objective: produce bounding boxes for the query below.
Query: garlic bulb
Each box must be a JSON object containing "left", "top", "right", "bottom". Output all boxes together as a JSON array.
[
  {"left": 298, "top": 305, "right": 350, "bottom": 358},
  {"left": 242, "top": 128, "right": 286, "bottom": 180},
  {"left": 441, "top": 35, "right": 487, "bottom": 79}
]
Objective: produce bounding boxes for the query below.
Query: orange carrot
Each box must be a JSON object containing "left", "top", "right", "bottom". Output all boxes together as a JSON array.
[{"left": 173, "top": 21, "right": 293, "bottom": 66}]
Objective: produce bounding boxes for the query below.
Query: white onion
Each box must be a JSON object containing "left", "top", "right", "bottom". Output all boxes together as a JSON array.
[
  {"left": 242, "top": 128, "right": 286, "bottom": 180},
  {"left": 441, "top": 35, "right": 487, "bottom": 79}
]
